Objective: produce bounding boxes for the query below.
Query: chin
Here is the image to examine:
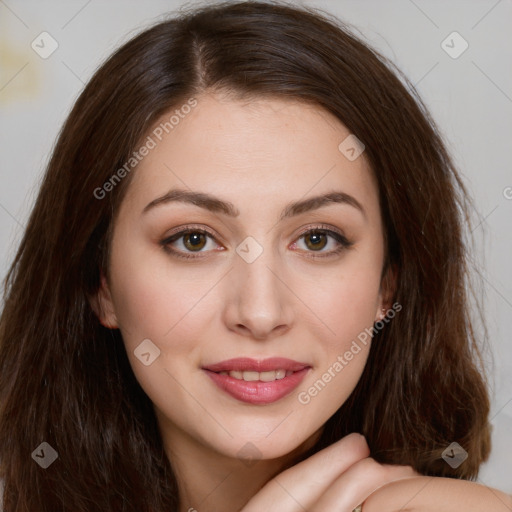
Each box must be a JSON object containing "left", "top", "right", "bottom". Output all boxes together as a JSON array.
[{"left": 203, "top": 421, "right": 321, "bottom": 464}]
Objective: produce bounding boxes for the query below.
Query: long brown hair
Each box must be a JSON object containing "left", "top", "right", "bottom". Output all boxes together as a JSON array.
[{"left": 0, "top": 1, "right": 490, "bottom": 510}]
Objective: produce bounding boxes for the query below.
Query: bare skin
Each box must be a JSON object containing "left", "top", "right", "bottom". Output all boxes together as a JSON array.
[{"left": 93, "top": 92, "right": 512, "bottom": 511}]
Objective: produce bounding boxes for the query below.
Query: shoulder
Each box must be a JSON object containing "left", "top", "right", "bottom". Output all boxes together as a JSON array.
[{"left": 362, "top": 476, "right": 512, "bottom": 511}]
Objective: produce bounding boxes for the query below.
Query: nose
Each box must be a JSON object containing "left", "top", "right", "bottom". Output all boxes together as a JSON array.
[{"left": 222, "top": 248, "right": 294, "bottom": 341}]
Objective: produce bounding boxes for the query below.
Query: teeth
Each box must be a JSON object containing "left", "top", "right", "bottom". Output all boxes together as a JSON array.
[
  {"left": 218, "top": 369, "right": 293, "bottom": 381},
  {"left": 260, "top": 370, "right": 280, "bottom": 382},
  {"left": 243, "top": 371, "right": 260, "bottom": 381}
]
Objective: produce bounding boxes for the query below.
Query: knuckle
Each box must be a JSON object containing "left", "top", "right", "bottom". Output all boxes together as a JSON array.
[
  {"left": 352, "top": 458, "right": 412, "bottom": 485},
  {"left": 343, "top": 432, "right": 370, "bottom": 455},
  {"left": 354, "top": 457, "right": 383, "bottom": 479}
]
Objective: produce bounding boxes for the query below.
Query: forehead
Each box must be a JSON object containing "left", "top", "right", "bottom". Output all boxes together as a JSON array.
[{"left": 121, "top": 92, "right": 380, "bottom": 220}]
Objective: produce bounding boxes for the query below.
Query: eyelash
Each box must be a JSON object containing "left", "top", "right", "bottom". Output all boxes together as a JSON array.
[{"left": 160, "top": 224, "right": 353, "bottom": 261}]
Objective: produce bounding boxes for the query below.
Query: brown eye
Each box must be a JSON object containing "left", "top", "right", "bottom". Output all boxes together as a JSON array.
[
  {"left": 293, "top": 227, "right": 353, "bottom": 259},
  {"left": 161, "top": 227, "right": 219, "bottom": 259},
  {"left": 303, "top": 232, "right": 328, "bottom": 251},
  {"left": 182, "top": 232, "right": 208, "bottom": 251}
]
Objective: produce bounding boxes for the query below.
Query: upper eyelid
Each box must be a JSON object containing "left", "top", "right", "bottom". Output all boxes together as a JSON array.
[{"left": 164, "top": 225, "right": 219, "bottom": 242}]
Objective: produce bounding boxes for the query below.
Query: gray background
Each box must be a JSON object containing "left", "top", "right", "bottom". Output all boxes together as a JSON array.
[{"left": 0, "top": 0, "right": 511, "bottom": 494}]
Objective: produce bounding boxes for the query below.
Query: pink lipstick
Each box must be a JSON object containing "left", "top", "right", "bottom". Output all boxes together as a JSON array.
[{"left": 202, "top": 357, "right": 311, "bottom": 405}]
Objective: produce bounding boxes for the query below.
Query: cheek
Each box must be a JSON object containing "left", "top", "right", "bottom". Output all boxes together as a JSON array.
[
  {"left": 300, "top": 257, "right": 383, "bottom": 350},
  {"left": 110, "top": 271, "right": 173, "bottom": 344},
  {"left": 324, "top": 278, "right": 379, "bottom": 353},
  {"left": 108, "top": 260, "right": 207, "bottom": 401},
  {"left": 296, "top": 272, "right": 378, "bottom": 414},
  {"left": 108, "top": 238, "right": 211, "bottom": 343},
  {"left": 293, "top": 251, "right": 382, "bottom": 409}
]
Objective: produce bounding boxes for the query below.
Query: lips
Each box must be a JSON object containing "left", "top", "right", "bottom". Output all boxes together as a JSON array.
[{"left": 202, "top": 357, "right": 311, "bottom": 405}]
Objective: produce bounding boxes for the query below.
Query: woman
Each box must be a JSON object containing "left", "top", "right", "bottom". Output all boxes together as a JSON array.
[{"left": 0, "top": 1, "right": 509, "bottom": 510}]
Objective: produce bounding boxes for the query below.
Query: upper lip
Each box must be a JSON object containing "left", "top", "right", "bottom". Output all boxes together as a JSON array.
[{"left": 202, "top": 357, "right": 310, "bottom": 373}]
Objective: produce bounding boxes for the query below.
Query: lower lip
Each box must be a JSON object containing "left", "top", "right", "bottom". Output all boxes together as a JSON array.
[{"left": 203, "top": 368, "right": 310, "bottom": 405}]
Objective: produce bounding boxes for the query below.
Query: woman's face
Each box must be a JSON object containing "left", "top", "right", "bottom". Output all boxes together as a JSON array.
[{"left": 95, "top": 92, "right": 390, "bottom": 462}]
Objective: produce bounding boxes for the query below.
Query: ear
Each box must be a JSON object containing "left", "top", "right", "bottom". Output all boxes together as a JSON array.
[
  {"left": 89, "top": 271, "right": 119, "bottom": 329},
  {"left": 375, "top": 262, "right": 398, "bottom": 322}
]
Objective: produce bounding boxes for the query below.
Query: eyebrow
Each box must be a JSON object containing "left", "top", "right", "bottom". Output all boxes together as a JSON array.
[{"left": 142, "top": 188, "right": 366, "bottom": 221}]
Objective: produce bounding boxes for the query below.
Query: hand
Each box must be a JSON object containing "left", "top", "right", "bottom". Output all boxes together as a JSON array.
[{"left": 240, "top": 433, "right": 419, "bottom": 512}]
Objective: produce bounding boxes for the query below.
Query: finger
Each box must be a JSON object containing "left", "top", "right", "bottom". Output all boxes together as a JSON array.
[
  {"left": 241, "top": 433, "right": 370, "bottom": 512},
  {"left": 311, "top": 457, "right": 419, "bottom": 511}
]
